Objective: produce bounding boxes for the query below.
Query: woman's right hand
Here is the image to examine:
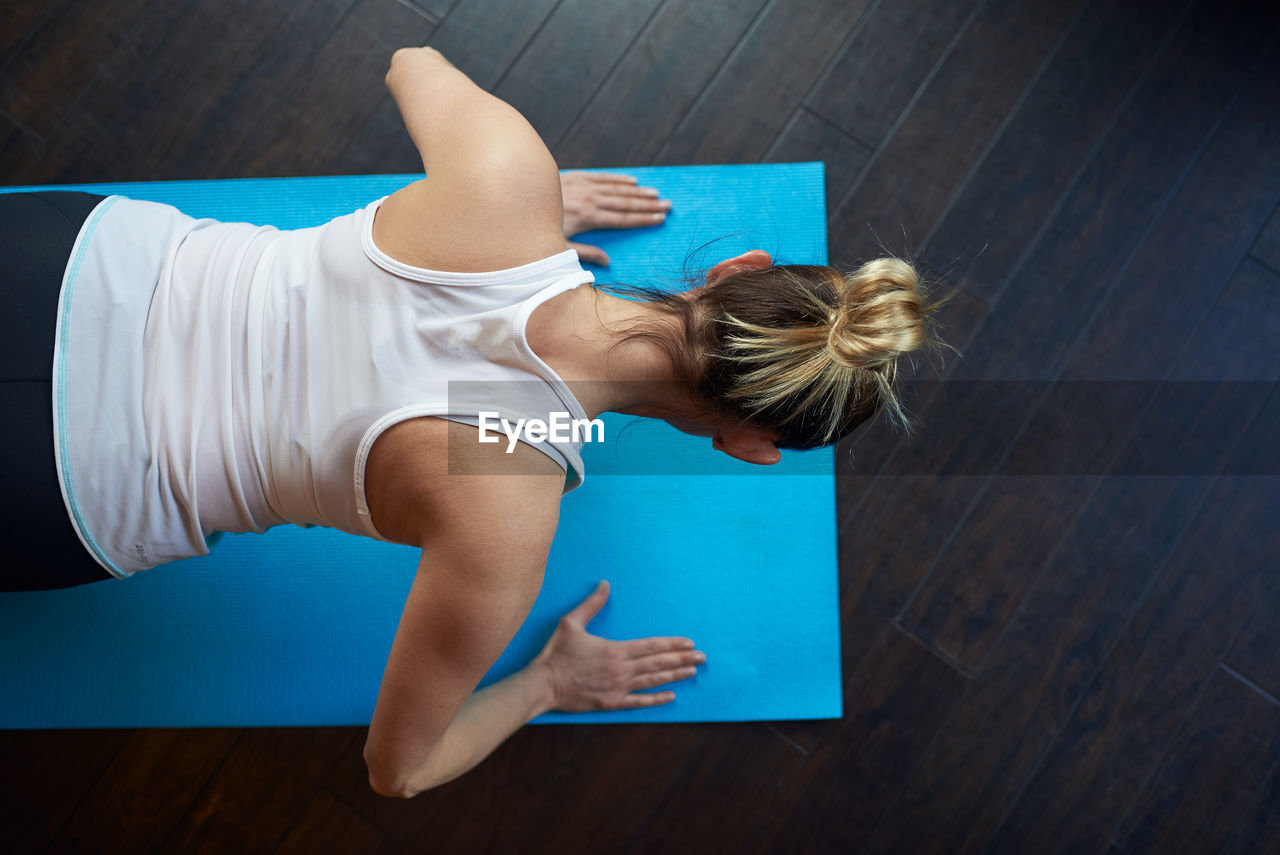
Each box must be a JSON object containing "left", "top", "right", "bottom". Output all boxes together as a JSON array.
[
  {"left": 531, "top": 580, "right": 706, "bottom": 711},
  {"left": 559, "top": 172, "right": 671, "bottom": 266}
]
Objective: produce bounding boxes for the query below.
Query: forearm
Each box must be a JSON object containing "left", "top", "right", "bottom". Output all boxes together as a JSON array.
[{"left": 401, "top": 660, "right": 557, "bottom": 796}]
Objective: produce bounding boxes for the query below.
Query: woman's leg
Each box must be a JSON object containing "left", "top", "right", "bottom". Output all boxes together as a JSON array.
[{"left": 0, "top": 191, "right": 117, "bottom": 592}]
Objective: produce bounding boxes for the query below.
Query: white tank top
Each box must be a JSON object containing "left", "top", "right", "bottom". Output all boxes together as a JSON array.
[{"left": 53, "top": 195, "right": 592, "bottom": 578}]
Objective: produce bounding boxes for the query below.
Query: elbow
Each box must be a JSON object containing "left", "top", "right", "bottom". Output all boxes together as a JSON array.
[
  {"left": 365, "top": 746, "right": 422, "bottom": 799},
  {"left": 366, "top": 758, "right": 422, "bottom": 799},
  {"left": 368, "top": 769, "right": 417, "bottom": 800},
  {"left": 385, "top": 48, "right": 408, "bottom": 87},
  {"left": 386, "top": 45, "right": 447, "bottom": 83}
]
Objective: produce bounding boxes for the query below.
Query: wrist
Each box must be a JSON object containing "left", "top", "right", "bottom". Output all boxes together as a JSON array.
[{"left": 522, "top": 656, "right": 559, "bottom": 718}]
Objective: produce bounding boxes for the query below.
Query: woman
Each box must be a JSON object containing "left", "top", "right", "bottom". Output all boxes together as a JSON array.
[{"left": 1, "top": 46, "right": 939, "bottom": 797}]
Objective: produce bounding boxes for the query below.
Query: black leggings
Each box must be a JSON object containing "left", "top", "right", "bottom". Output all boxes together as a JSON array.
[{"left": 1, "top": 191, "right": 117, "bottom": 592}]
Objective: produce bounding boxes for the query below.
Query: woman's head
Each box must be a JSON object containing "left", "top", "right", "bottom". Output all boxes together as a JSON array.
[{"left": 599, "top": 249, "right": 947, "bottom": 454}]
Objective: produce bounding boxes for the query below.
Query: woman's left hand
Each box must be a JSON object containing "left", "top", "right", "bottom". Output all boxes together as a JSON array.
[
  {"left": 560, "top": 172, "right": 671, "bottom": 266},
  {"left": 531, "top": 580, "right": 705, "bottom": 712}
]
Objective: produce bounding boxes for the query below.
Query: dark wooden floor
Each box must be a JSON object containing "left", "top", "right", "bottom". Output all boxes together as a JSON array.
[{"left": 4, "top": 0, "right": 1280, "bottom": 852}]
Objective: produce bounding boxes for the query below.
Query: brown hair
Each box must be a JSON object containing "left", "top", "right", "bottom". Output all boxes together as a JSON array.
[{"left": 596, "top": 257, "right": 949, "bottom": 449}]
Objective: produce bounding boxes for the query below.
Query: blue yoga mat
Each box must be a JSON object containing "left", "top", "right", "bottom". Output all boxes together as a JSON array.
[{"left": 0, "top": 164, "right": 840, "bottom": 727}]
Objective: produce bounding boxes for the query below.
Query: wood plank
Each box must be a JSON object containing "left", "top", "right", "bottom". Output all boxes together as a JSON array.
[
  {"left": 1221, "top": 377, "right": 1280, "bottom": 695},
  {"left": 868, "top": 249, "right": 1280, "bottom": 853},
  {"left": 984, "top": 406, "right": 1280, "bottom": 853},
  {"left": 806, "top": 0, "right": 981, "bottom": 148},
  {"left": 897, "top": 382, "right": 1132, "bottom": 670},
  {"left": 506, "top": 724, "right": 707, "bottom": 850},
  {"left": 898, "top": 473, "right": 1099, "bottom": 673},
  {"left": 826, "top": 0, "right": 1087, "bottom": 265},
  {"left": 333, "top": 95, "right": 426, "bottom": 176},
  {"left": 1, "top": 0, "right": 350, "bottom": 182},
  {"left": 939, "top": 24, "right": 1244, "bottom": 384},
  {"left": 815, "top": 379, "right": 1047, "bottom": 682},
  {"left": 862, "top": 476, "right": 1211, "bottom": 854},
  {"left": 753, "top": 630, "right": 967, "bottom": 852},
  {"left": 1183, "top": 0, "right": 1278, "bottom": 70},
  {"left": 160, "top": 727, "right": 358, "bottom": 852},
  {"left": 0, "top": 0, "right": 54, "bottom": 65},
  {"left": 121, "top": 0, "right": 350, "bottom": 179},
  {"left": 0, "top": 728, "right": 132, "bottom": 854},
  {"left": 0, "top": 0, "right": 151, "bottom": 139},
  {"left": 0, "top": 0, "right": 191, "bottom": 182},
  {"left": 656, "top": 0, "right": 874, "bottom": 165},
  {"left": 238, "top": 0, "right": 439, "bottom": 176},
  {"left": 1221, "top": 759, "right": 1280, "bottom": 855},
  {"left": 1226, "top": 570, "right": 1280, "bottom": 704},
  {"left": 1114, "top": 668, "right": 1280, "bottom": 853},
  {"left": 865, "top": 0, "right": 1267, "bottom": 649},
  {"left": 325, "top": 722, "right": 590, "bottom": 848},
  {"left": 921, "top": 0, "right": 1191, "bottom": 304},
  {"left": 621, "top": 724, "right": 809, "bottom": 852},
  {"left": 424, "top": 0, "right": 559, "bottom": 91},
  {"left": 51, "top": 728, "right": 241, "bottom": 852},
  {"left": 274, "top": 789, "right": 389, "bottom": 854},
  {"left": 870, "top": 330, "right": 1269, "bottom": 849},
  {"left": 492, "top": 0, "right": 664, "bottom": 152},
  {"left": 876, "top": 466, "right": 1278, "bottom": 853},
  {"left": 836, "top": 393, "right": 1039, "bottom": 610},
  {"left": 902, "top": 287, "right": 1278, "bottom": 671},
  {"left": 885, "top": 8, "right": 1264, "bottom": 665},
  {"left": 403, "top": 0, "right": 456, "bottom": 24},
  {"left": 1164, "top": 260, "right": 1280, "bottom": 384},
  {"left": 1252, "top": 206, "right": 1280, "bottom": 273},
  {"left": 14, "top": 0, "right": 435, "bottom": 182},
  {"left": 906, "top": 429, "right": 1264, "bottom": 849},
  {"left": 0, "top": 106, "right": 35, "bottom": 176},
  {"left": 556, "top": 0, "right": 768, "bottom": 168},
  {"left": 764, "top": 108, "right": 872, "bottom": 213},
  {"left": 1063, "top": 46, "right": 1280, "bottom": 382}
]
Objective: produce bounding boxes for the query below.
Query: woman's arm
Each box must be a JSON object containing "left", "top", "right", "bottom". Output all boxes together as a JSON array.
[
  {"left": 362, "top": 424, "right": 562, "bottom": 797},
  {"left": 376, "top": 47, "right": 565, "bottom": 272},
  {"left": 362, "top": 422, "right": 706, "bottom": 797},
  {"left": 373, "top": 577, "right": 703, "bottom": 797}
]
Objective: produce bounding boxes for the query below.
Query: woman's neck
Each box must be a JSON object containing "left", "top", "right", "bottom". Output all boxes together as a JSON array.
[{"left": 537, "top": 285, "right": 692, "bottom": 421}]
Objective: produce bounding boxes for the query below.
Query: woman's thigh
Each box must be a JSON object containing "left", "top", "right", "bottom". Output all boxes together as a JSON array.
[{"left": 0, "top": 191, "right": 116, "bottom": 592}]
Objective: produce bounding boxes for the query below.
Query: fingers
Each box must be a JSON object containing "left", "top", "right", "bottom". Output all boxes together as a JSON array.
[
  {"left": 621, "top": 690, "right": 677, "bottom": 707},
  {"left": 616, "top": 636, "right": 696, "bottom": 659},
  {"left": 576, "top": 172, "right": 638, "bottom": 185},
  {"left": 628, "top": 662, "right": 701, "bottom": 691},
  {"left": 618, "top": 653, "right": 705, "bottom": 706},
  {"left": 567, "top": 240, "right": 610, "bottom": 267},
  {"left": 593, "top": 187, "right": 670, "bottom": 213},
  {"left": 564, "top": 579, "right": 610, "bottom": 626},
  {"left": 567, "top": 172, "right": 671, "bottom": 229},
  {"left": 620, "top": 643, "right": 706, "bottom": 693},
  {"left": 625, "top": 647, "right": 704, "bottom": 679}
]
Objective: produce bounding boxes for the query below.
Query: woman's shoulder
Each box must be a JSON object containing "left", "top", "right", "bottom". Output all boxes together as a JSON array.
[
  {"left": 364, "top": 416, "right": 564, "bottom": 548},
  {"left": 372, "top": 110, "right": 566, "bottom": 274},
  {"left": 372, "top": 175, "right": 566, "bottom": 270}
]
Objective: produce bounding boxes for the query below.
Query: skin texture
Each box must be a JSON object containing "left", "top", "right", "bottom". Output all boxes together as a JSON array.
[{"left": 361, "top": 46, "right": 778, "bottom": 797}]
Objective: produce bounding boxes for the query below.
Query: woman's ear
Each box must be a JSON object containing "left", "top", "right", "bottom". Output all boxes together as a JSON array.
[{"left": 705, "top": 249, "right": 772, "bottom": 285}]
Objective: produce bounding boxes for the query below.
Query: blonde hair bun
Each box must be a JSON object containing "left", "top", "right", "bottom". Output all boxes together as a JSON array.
[{"left": 826, "top": 257, "right": 925, "bottom": 370}]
